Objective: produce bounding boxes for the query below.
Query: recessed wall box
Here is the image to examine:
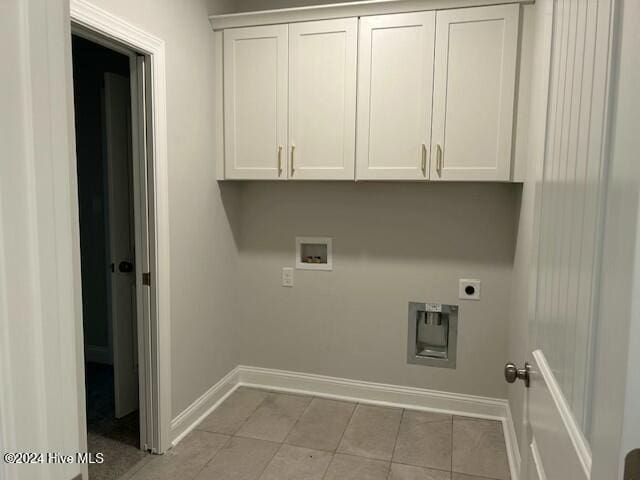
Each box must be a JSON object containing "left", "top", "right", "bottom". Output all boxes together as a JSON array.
[
  {"left": 407, "top": 302, "right": 458, "bottom": 369},
  {"left": 295, "top": 236, "right": 332, "bottom": 271}
]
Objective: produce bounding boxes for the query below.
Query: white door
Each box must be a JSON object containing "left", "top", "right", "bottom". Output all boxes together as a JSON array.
[
  {"left": 289, "top": 18, "right": 357, "bottom": 180},
  {"left": 356, "top": 12, "right": 435, "bottom": 180},
  {"left": 224, "top": 24, "right": 288, "bottom": 180},
  {"left": 517, "top": 0, "right": 620, "bottom": 478},
  {"left": 105, "top": 73, "right": 139, "bottom": 419},
  {"left": 589, "top": 0, "right": 640, "bottom": 477},
  {"left": 431, "top": 5, "right": 518, "bottom": 181}
]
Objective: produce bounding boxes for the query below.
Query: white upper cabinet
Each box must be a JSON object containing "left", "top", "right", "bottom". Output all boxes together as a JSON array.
[
  {"left": 224, "top": 25, "right": 288, "bottom": 179},
  {"left": 215, "top": 3, "right": 522, "bottom": 182},
  {"left": 430, "top": 5, "right": 519, "bottom": 181},
  {"left": 289, "top": 19, "right": 357, "bottom": 180},
  {"left": 356, "top": 12, "right": 435, "bottom": 180}
]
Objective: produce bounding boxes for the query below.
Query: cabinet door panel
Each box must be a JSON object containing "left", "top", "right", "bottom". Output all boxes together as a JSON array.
[
  {"left": 356, "top": 12, "right": 435, "bottom": 180},
  {"left": 224, "top": 25, "right": 288, "bottom": 179},
  {"left": 289, "top": 19, "right": 357, "bottom": 180},
  {"left": 431, "top": 5, "right": 519, "bottom": 181}
]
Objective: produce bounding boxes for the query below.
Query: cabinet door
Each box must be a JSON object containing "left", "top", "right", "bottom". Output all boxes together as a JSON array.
[
  {"left": 431, "top": 5, "right": 519, "bottom": 181},
  {"left": 356, "top": 12, "right": 435, "bottom": 180},
  {"left": 224, "top": 25, "right": 288, "bottom": 179},
  {"left": 289, "top": 19, "right": 357, "bottom": 180}
]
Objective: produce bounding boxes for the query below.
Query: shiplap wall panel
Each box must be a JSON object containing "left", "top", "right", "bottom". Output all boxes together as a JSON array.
[{"left": 533, "top": 0, "right": 611, "bottom": 436}]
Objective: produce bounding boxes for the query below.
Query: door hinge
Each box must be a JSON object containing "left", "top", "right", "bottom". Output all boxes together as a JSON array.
[{"left": 142, "top": 272, "right": 151, "bottom": 286}]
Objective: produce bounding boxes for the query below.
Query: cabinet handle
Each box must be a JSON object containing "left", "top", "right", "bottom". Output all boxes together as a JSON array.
[
  {"left": 436, "top": 144, "right": 443, "bottom": 177},
  {"left": 291, "top": 144, "right": 296, "bottom": 177},
  {"left": 277, "top": 145, "right": 283, "bottom": 176},
  {"left": 421, "top": 143, "right": 427, "bottom": 176}
]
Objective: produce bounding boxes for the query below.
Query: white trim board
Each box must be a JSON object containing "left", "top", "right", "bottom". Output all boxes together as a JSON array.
[
  {"left": 533, "top": 350, "right": 592, "bottom": 477},
  {"left": 69, "top": 0, "right": 172, "bottom": 454},
  {"left": 170, "top": 365, "right": 521, "bottom": 479},
  {"left": 170, "top": 367, "right": 241, "bottom": 446},
  {"left": 209, "top": 0, "right": 533, "bottom": 30}
]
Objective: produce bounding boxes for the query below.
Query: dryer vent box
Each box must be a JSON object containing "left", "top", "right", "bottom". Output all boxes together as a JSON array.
[{"left": 296, "top": 237, "right": 332, "bottom": 271}]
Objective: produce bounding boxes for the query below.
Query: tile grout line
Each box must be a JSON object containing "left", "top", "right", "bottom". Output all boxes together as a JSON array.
[
  {"left": 189, "top": 433, "right": 234, "bottom": 480},
  {"left": 450, "top": 415, "right": 454, "bottom": 474},
  {"left": 190, "top": 388, "right": 273, "bottom": 480},
  {"left": 319, "top": 400, "right": 359, "bottom": 480},
  {"left": 332, "top": 400, "right": 359, "bottom": 457},
  {"left": 252, "top": 436, "right": 284, "bottom": 480},
  {"left": 281, "top": 394, "right": 315, "bottom": 447},
  {"left": 386, "top": 407, "right": 405, "bottom": 480},
  {"left": 286, "top": 398, "right": 358, "bottom": 455},
  {"left": 385, "top": 457, "right": 453, "bottom": 475},
  {"left": 319, "top": 400, "right": 360, "bottom": 480},
  {"left": 450, "top": 417, "right": 509, "bottom": 480},
  {"left": 229, "top": 388, "right": 272, "bottom": 437},
  {"left": 234, "top": 391, "right": 314, "bottom": 480},
  {"left": 452, "top": 472, "right": 505, "bottom": 480}
]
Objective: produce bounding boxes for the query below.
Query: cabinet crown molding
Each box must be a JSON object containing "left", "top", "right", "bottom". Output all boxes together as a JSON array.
[{"left": 209, "top": 0, "right": 532, "bottom": 31}]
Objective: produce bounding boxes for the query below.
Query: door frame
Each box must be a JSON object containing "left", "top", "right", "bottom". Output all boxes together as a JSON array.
[
  {"left": 70, "top": 0, "right": 172, "bottom": 454},
  {"left": 522, "top": 0, "right": 626, "bottom": 478},
  {"left": 590, "top": 0, "right": 640, "bottom": 476}
]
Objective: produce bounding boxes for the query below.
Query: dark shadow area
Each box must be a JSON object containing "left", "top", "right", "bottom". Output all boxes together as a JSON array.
[{"left": 73, "top": 34, "right": 147, "bottom": 479}]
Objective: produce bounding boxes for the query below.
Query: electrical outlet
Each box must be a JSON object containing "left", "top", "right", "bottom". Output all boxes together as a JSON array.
[
  {"left": 282, "top": 267, "right": 294, "bottom": 287},
  {"left": 459, "top": 279, "right": 480, "bottom": 300}
]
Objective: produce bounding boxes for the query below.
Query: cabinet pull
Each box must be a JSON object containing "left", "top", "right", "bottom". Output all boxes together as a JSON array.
[
  {"left": 436, "top": 144, "right": 443, "bottom": 177},
  {"left": 421, "top": 143, "right": 427, "bottom": 176},
  {"left": 277, "top": 145, "right": 283, "bottom": 176},
  {"left": 291, "top": 144, "right": 296, "bottom": 177}
]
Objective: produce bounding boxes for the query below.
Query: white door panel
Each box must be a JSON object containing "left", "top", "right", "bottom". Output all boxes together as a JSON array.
[
  {"left": 528, "top": 351, "right": 589, "bottom": 480},
  {"left": 105, "top": 73, "right": 139, "bottom": 419},
  {"left": 522, "top": 0, "right": 616, "bottom": 478},
  {"left": 289, "top": 18, "right": 357, "bottom": 180},
  {"left": 431, "top": 5, "right": 518, "bottom": 181},
  {"left": 224, "top": 25, "right": 288, "bottom": 179},
  {"left": 356, "top": 12, "right": 434, "bottom": 180}
]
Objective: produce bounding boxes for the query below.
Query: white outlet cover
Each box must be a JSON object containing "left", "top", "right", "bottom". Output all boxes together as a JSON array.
[
  {"left": 459, "top": 279, "right": 480, "bottom": 300},
  {"left": 282, "top": 267, "right": 294, "bottom": 287}
]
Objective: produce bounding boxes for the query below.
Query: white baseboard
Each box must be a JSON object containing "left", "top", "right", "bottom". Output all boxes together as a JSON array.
[
  {"left": 238, "top": 366, "right": 506, "bottom": 418},
  {"left": 170, "top": 366, "right": 240, "bottom": 446},
  {"left": 84, "top": 345, "right": 111, "bottom": 365},
  {"left": 170, "top": 365, "right": 521, "bottom": 479}
]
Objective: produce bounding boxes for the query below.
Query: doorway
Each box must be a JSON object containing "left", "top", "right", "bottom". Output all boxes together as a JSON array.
[{"left": 72, "top": 32, "right": 151, "bottom": 478}]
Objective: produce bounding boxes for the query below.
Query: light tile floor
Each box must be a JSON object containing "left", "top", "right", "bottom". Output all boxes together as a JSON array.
[{"left": 123, "top": 387, "right": 510, "bottom": 480}]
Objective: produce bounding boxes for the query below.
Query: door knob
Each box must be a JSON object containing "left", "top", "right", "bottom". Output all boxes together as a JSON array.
[
  {"left": 505, "top": 362, "right": 531, "bottom": 387},
  {"left": 118, "top": 261, "right": 134, "bottom": 273},
  {"left": 624, "top": 449, "right": 640, "bottom": 479}
]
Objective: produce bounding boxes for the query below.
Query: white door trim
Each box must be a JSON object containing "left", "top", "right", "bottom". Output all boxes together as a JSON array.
[
  {"left": 69, "top": 0, "right": 172, "bottom": 454},
  {"left": 532, "top": 350, "right": 592, "bottom": 476}
]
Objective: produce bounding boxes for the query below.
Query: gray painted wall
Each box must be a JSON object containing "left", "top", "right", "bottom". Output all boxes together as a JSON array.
[
  {"left": 236, "top": 182, "right": 518, "bottom": 399},
  {"left": 224, "top": 0, "right": 534, "bottom": 402}
]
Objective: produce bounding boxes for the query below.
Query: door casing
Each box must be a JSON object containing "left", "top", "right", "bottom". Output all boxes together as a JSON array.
[{"left": 70, "top": 0, "right": 172, "bottom": 455}]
